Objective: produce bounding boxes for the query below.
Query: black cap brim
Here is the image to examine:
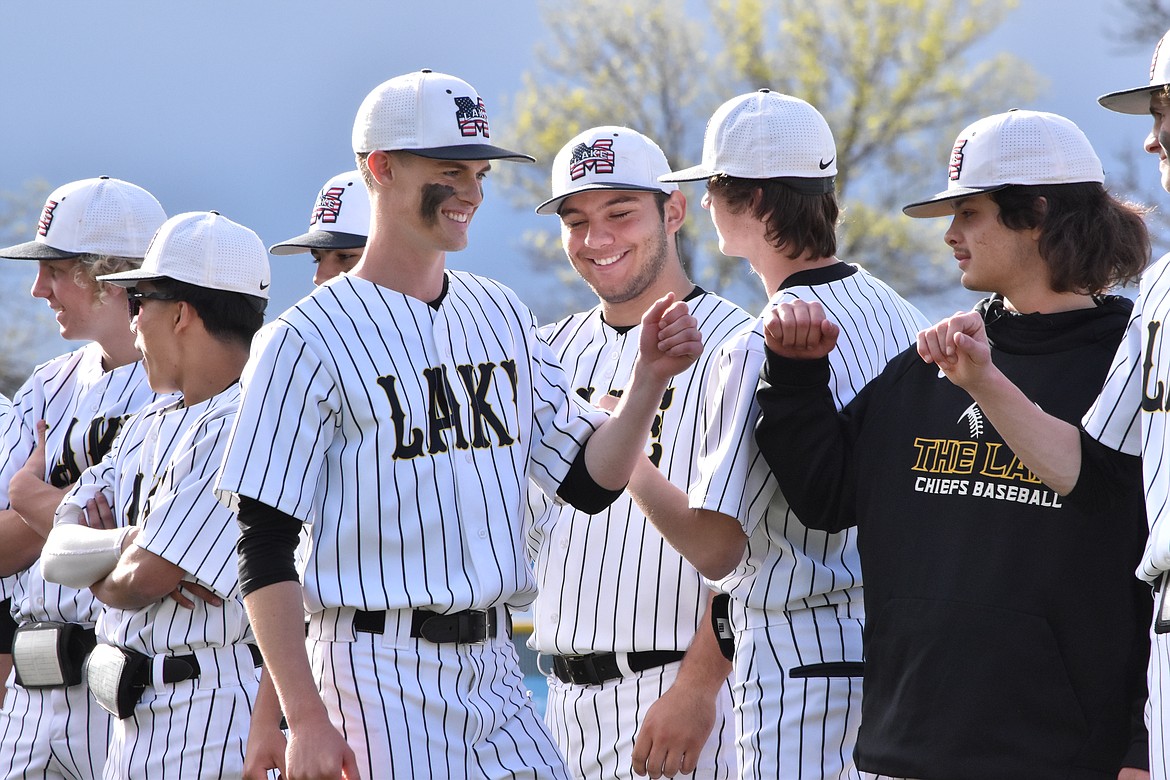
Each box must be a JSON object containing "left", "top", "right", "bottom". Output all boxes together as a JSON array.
[
  {"left": 536, "top": 183, "right": 669, "bottom": 215},
  {"left": 0, "top": 240, "right": 82, "bottom": 260},
  {"left": 1098, "top": 84, "right": 1164, "bottom": 115},
  {"left": 269, "top": 231, "right": 367, "bottom": 256},
  {"left": 408, "top": 144, "right": 536, "bottom": 162},
  {"left": 902, "top": 185, "right": 1006, "bottom": 218}
]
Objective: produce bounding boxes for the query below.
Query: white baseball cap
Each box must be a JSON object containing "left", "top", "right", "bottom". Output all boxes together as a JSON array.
[
  {"left": 0, "top": 176, "right": 166, "bottom": 261},
  {"left": 270, "top": 170, "right": 370, "bottom": 255},
  {"left": 902, "top": 109, "right": 1104, "bottom": 219},
  {"left": 660, "top": 89, "right": 837, "bottom": 193},
  {"left": 99, "top": 211, "right": 271, "bottom": 299},
  {"left": 352, "top": 69, "right": 534, "bottom": 162},
  {"left": 535, "top": 126, "right": 679, "bottom": 215},
  {"left": 1099, "top": 29, "right": 1170, "bottom": 114}
]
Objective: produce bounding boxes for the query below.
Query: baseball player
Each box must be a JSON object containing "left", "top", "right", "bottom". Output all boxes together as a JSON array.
[
  {"left": 40, "top": 211, "right": 270, "bottom": 779},
  {"left": 214, "top": 70, "right": 703, "bottom": 780},
  {"left": 906, "top": 33, "right": 1170, "bottom": 780},
  {"left": 0, "top": 176, "right": 166, "bottom": 780},
  {"left": 620, "top": 91, "right": 929, "bottom": 780},
  {"left": 269, "top": 169, "right": 370, "bottom": 285},
  {"left": 245, "top": 170, "right": 370, "bottom": 778},
  {"left": 757, "top": 110, "right": 1151, "bottom": 778},
  {"left": 529, "top": 126, "right": 746, "bottom": 780}
]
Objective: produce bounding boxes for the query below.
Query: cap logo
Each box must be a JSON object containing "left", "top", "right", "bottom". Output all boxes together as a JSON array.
[
  {"left": 948, "top": 138, "right": 969, "bottom": 182},
  {"left": 312, "top": 187, "right": 346, "bottom": 226},
  {"left": 454, "top": 96, "right": 490, "bottom": 138},
  {"left": 37, "top": 200, "right": 60, "bottom": 237},
  {"left": 568, "top": 139, "right": 615, "bottom": 180}
]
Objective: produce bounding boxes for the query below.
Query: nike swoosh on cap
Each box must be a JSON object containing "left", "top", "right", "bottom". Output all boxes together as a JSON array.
[{"left": 819, "top": 157, "right": 835, "bottom": 170}]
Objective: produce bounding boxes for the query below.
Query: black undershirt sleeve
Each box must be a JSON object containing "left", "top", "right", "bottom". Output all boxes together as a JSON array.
[
  {"left": 556, "top": 443, "right": 625, "bottom": 515},
  {"left": 236, "top": 496, "right": 302, "bottom": 598},
  {"left": 1064, "top": 429, "right": 1144, "bottom": 514}
]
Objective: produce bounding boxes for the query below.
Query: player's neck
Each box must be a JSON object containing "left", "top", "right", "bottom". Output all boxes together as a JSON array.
[
  {"left": 98, "top": 330, "right": 143, "bottom": 373},
  {"left": 175, "top": 338, "right": 250, "bottom": 406},
  {"left": 757, "top": 250, "right": 840, "bottom": 296},
  {"left": 352, "top": 239, "right": 447, "bottom": 302},
  {"left": 1001, "top": 288, "right": 1097, "bottom": 315}
]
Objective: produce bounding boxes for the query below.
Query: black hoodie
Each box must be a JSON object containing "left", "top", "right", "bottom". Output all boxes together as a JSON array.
[{"left": 755, "top": 295, "right": 1150, "bottom": 779}]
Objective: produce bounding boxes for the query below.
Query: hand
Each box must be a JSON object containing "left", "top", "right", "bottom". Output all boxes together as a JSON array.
[
  {"left": 243, "top": 721, "right": 287, "bottom": 780},
  {"left": 915, "top": 311, "right": 994, "bottom": 391},
  {"left": 639, "top": 293, "right": 702, "bottom": 382},
  {"left": 82, "top": 492, "right": 119, "bottom": 530},
  {"left": 1117, "top": 769, "right": 1150, "bottom": 780},
  {"left": 9, "top": 420, "right": 50, "bottom": 511},
  {"left": 285, "top": 720, "right": 361, "bottom": 780},
  {"left": 761, "top": 300, "right": 839, "bottom": 359},
  {"left": 595, "top": 393, "right": 620, "bottom": 413},
  {"left": 631, "top": 683, "right": 716, "bottom": 778},
  {"left": 168, "top": 580, "right": 223, "bottom": 610}
]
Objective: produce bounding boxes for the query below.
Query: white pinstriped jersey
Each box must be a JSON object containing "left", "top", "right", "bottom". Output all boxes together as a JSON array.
[
  {"left": 216, "top": 271, "right": 611, "bottom": 615},
  {"left": 528, "top": 291, "right": 752, "bottom": 654},
  {"left": 1085, "top": 251, "right": 1170, "bottom": 582},
  {"left": 0, "top": 344, "right": 159, "bottom": 626},
  {"left": 57, "top": 387, "right": 253, "bottom": 656},
  {"left": 0, "top": 392, "right": 14, "bottom": 602},
  {"left": 690, "top": 265, "right": 928, "bottom": 610}
]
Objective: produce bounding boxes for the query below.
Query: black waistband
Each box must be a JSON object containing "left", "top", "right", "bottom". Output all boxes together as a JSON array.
[
  {"left": 551, "top": 650, "right": 686, "bottom": 686},
  {"left": 160, "top": 644, "right": 263, "bottom": 685},
  {"left": 353, "top": 608, "right": 508, "bottom": 643}
]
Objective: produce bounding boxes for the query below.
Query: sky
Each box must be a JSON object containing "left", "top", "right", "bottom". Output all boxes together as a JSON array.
[{"left": 0, "top": 0, "right": 1160, "bottom": 363}]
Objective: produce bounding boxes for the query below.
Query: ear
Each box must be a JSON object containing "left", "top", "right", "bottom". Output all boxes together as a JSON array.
[
  {"left": 663, "top": 190, "right": 687, "bottom": 236},
  {"left": 1028, "top": 196, "right": 1048, "bottom": 241},
  {"left": 366, "top": 150, "right": 396, "bottom": 187},
  {"left": 172, "top": 300, "right": 197, "bottom": 334},
  {"left": 749, "top": 186, "right": 765, "bottom": 214}
]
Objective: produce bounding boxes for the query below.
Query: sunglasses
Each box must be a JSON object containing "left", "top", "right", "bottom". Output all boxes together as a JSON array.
[{"left": 126, "top": 288, "right": 180, "bottom": 318}]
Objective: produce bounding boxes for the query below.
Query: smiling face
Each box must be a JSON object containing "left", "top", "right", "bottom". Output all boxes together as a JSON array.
[
  {"left": 558, "top": 189, "right": 680, "bottom": 311},
  {"left": 380, "top": 152, "right": 490, "bottom": 255},
  {"left": 30, "top": 259, "right": 130, "bottom": 343}
]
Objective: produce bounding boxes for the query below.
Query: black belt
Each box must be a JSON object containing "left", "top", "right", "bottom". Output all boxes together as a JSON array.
[
  {"left": 552, "top": 650, "right": 686, "bottom": 686},
  {"left": 353, "top": 608, "right": 508, "bottom": 643},
  {"left": 159, "top": 644, "right": 263, "bottom": 684}
]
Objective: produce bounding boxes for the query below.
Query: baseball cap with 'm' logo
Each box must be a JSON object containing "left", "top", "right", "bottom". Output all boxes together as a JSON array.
[
  {"left": 536, "top": 126, "right": 679, "bottom": 215},
  {"left": 0, "top": 176, "right": 166, "bottom": 261},
  {"left": 270, "top": 171, "right": 370, "bottom": 255},
  {"left": 352, "top": 70, "right": 535, "bottom": 162},
  {"left": 902, "top": 109, "right": 1104, "bottom": 219}
]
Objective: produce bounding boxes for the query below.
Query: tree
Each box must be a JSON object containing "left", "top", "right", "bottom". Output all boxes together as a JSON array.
[
  {"left": 1113, "top": 0, "right": 1170, "bottom": 39},
  {"left": 501, "top": 0, "right": 1039, "bottom": 319},
  {"left": 501, "top": 0, "right": 714, "bottom": 316},
  {"left": 0, "top": 179, "right": 54, "bottom": 396}
]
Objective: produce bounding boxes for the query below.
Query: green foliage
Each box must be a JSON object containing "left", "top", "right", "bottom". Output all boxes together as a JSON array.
[{"left": 500, "top": 0, "right": 1039, "bottom": 319}]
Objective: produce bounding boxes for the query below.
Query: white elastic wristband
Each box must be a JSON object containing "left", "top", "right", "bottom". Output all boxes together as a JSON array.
[{"left": 41, "top": 524, "right": 133, "bottom": 589}]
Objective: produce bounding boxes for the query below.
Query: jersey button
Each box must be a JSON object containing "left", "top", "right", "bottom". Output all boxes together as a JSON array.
[{"left": 478, "top": 529, "right": 488, "bottom": 539}]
